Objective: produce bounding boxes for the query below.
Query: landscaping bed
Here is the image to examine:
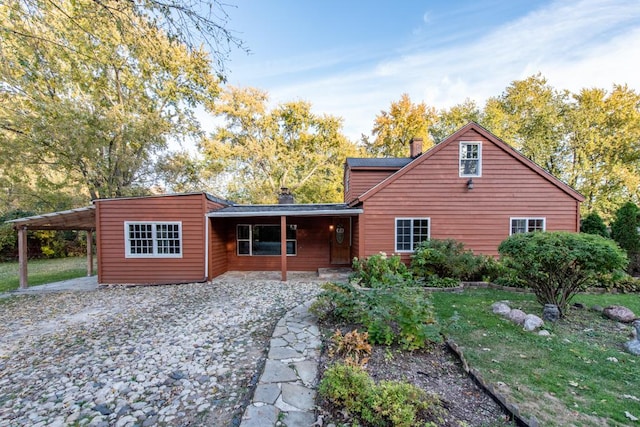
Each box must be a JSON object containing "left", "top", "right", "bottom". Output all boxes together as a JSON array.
[{"left": 315, "top": 320, "right": 512, "bottom": 426}]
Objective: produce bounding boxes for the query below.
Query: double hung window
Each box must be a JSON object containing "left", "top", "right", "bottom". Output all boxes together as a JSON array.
[
  {"left": 125, "top": 222, "right": 182, "bottom": 258},
  {"left": 395, "top": 218, "right": 430, "bottom": 252}
]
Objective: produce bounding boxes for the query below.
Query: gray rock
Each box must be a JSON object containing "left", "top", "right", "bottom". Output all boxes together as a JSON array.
[
  {"left": 542, "top": 304, "right": 560, "bottom": 322},
  {"left": 625, "top": 320, "right": 640, "bottom": 356},
  {"left": 93, "top": 404, "right": 112, "bottom": 416},
  {"left": 523, "top": 314, "right": 544, "bottom": 331},
  {"left": 491, "top": 302, "right": 511, "bottom": 316},
  {"left": 507, "top": 309, "right": 526, "bottom": 325},
  {"left": 538, "top": 330, "right": 551, "bottom": 336},
  {"left": 603, "top": 305, "right": 637, "bottom": 323},
  {"left": 590, "top": 304, "right": 604, "bottom": 313}
]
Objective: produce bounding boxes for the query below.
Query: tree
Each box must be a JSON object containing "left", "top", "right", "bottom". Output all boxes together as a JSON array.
[
  {"left": 483, "top": 74, "right": 568, "bottom": 178},
  {"left": 0, "top": 0, "right": 222, "bottom": 200},
  {"left": 363, "top": 94, "right": 437, "bottom": 157},
  {"left": 203, "top": 86, "right": 360, "bottom": 204},
  {"left": 580, "top": 212, "right": 609, "bottom": 238},
  {"left": 498, "top": 232, "right": 628, "bottom": 317},
  {"left": 431, "top": 99, "right": 482, "bottom": 143},
  {"left": 610, "top": 202, "right": 640, "bottom": 274},
  {"left": 564, "top": 86, "right": 640, "bottom": 216}
]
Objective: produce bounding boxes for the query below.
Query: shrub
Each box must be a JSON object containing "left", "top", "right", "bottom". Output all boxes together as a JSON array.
[
  {"left": 313, "top": 282, "right": 441, "bottom": 350},
  {"left": 352, "top": 252, "right": 415, "bottom": 287},
  {"left": 593, "top": 272, "right": 640, "bottom": 293},
  {"left": 410, "top": 239, "right": 487, "bottom": 282},
  {"left": 329, "top": 329, "right": 372, "bottom": 367},
  {"left": 498, "top": 231, "right": 628, "bottom": 316},
  {"left": 610, "top": 202, "right": 640, "bottom": 274},
  {"left": 319, "top": 363, "right": 442, "bottom": 427},
  {"left": 581, "top": 211, "right": 609, "bottom": 237}
]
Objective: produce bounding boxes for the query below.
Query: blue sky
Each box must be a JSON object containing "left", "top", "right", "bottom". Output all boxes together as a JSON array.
[{"left": 214, "top": 0, "right": 640, "bottom": 141}]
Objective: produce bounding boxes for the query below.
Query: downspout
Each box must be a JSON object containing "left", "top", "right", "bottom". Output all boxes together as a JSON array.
[{"left": 204, "top": 215, "right": 209, "bottom": 282}]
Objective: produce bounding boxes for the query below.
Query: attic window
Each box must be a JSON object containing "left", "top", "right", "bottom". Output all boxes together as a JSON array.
[{"left": 459, "top": 142, "right": 482, "bottom": 177}]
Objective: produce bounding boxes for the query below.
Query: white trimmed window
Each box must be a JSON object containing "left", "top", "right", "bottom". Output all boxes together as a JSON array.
[
  {"left": 459, "top": 142, "right": 482, "bottom": 177},
  {"left": 395, "top": 218, "right": 430, "bottom": 252},
  {"left": 237, "top": 224, "right": 297, "bottom": 256},
  {"left": 510, "top": 218, "right": 545, "bottom": 235},
  {"left": 125, "top": 222, "right": 182, "bottom": 258}
]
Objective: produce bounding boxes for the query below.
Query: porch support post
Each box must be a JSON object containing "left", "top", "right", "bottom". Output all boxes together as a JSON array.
[
  {"left": 86, "top": 230, "right": 94, "bottom": 277},
  {"left": 18, "top": 226, "right": 28, "bottom": 289},
  {"left": 280, "top": 215, "right": 287, "bottom": 281}
]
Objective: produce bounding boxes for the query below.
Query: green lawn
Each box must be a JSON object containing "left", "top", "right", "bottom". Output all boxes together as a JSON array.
[
  {"left": 0, "top": 257, "right": 96, "bottom": 292},
  {"left": 433, "top": 288, "right": 640, "bottom": 426}
]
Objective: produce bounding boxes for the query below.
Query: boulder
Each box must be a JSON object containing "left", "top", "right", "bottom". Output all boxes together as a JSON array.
[
  {"left": 625, "top": 320, "right": 640, "bottom": 356},
  {"left": 491, "top": 302, "right": 511, "bottom": 316},
  {"left": 507, "top": 309, "right": 526, "bottom": 325},
  {"left": 523, "top": 314, "right": 544, "bottom": 331},
  {"left": 603, "top": 305, "right": 637, "bottom": 323},
  {"left": 542, "top": 304, "right": 560, "bottom": 322}
]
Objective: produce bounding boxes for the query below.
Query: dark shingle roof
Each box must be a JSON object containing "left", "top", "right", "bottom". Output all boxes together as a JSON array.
[
  {"left": 346, "top": 158, "right": 413, "bottom": 168},
  {"left": 207, "top": 204, "right": 362, "bottom": 217}
]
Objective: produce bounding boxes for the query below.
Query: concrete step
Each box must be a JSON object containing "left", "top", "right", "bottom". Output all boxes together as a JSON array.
[{"left": 317, "top": 267, "right": 352, "bottom": 281}]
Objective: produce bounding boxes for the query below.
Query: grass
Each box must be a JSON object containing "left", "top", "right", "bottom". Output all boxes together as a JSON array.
[
  {"left": 433, "top": 288, "right": 640, "bottom": 426},
  {"left": 0, "top": 257, "right": 96, "bottom": 292}
]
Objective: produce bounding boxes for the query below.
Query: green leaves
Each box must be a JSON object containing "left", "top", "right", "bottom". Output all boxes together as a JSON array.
[
  {"left": 498, "top": 231, "right": 628, "bottom": 315},
  {"left": 203, "top": 86, "right": 360, "bottom": 203}
]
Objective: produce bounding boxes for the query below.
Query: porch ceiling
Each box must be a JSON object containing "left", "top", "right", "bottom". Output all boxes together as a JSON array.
[
  {"left": 7, "top": 206, "right": 96, "bottom": 230},
  {"left": 207, "top": 203, "right": 363, "bottom": 218}
]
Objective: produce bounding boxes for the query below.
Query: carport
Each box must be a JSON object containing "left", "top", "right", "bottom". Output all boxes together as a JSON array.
[{"left": 7, "top": 206, "right": 96, "bottom": 289}]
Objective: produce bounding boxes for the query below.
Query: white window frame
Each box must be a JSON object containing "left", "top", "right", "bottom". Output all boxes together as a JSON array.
[
  {"left": 395, "top": 217, "right": 430, "bottom": 253},
  {"left": 124, "top": 221, "right": 182, "bottom": 258},
  {"left": 459, "top": 141, "right": 482, "bottom": 177},
  {"left": 236, "top": 224, "right": 297, "bottom": 256},
  {"left": 510, "top": 217, "right": 546, "bottom": 235}
]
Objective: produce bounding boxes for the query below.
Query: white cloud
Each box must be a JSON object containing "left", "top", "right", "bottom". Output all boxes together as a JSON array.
[{"left": 225, "top": 0, "right": 640, "bottom": 142}]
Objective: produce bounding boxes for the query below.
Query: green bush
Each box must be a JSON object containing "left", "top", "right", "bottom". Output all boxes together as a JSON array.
[
  {"left": 410, "top": 239, "right": 488, "bottom": 282},
  {"left": 498, "top": 231, "right": 628, "bottom": 316},
  {"left": 580, "top": 211, "right": 609, "bottom": 237},
  {"left": 593, "top": 271, "right": 640, "bottom": 293},
  {"left": 319, "top": 363, "right": 441, "bottom": 427},
  {"left": 313, "top": 282, "right": 441, "bottom": 350},
  {"left": 352, "top": 252, "right": 415, "bottom": 287},
  {"left": 610, "top": 202, "right": 640, "bottom": 274}
]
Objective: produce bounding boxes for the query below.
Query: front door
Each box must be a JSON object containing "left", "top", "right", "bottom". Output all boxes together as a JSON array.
[{"left": 330, "top": 218, "right": 351, "bottom": 264}]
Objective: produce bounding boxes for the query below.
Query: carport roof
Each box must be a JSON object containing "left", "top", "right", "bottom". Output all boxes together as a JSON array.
[
  {"left": 207, "top": 203, "right": 362, "bottom": 218},
  {"left": 7, "top": 206, "right": 96, "bottom": 230}
]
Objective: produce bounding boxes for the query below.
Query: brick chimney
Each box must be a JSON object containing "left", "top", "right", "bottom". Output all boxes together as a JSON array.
[
  {"left": 409, "top": 137, "right": 423, "bottom": 158},
  {"left": 278, "top": 187, "right": 294, "bottom": 204}
]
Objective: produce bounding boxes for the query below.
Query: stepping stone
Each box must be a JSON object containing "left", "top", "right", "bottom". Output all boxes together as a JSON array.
[
  {"left": 281, "top": 383, "right": 316, "bottom": 411},
  {"left": 260, "top": 360, "right": 298, "bottom": 383}
]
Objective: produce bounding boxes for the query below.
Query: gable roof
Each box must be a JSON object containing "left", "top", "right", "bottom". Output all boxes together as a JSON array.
[{"left": 350, "top": 122, "right": 584, "bottom": 205}]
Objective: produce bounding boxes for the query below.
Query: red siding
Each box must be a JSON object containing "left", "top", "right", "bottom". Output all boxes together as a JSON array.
[
  {"left": 345, "top": 169, "right": 399, "bottom": 203},
  {"left": 358, "top": 128, "right": 581, "bottom": 260},
  {"left": 96, "top": 194, "right": 209, "bottom": 284}
]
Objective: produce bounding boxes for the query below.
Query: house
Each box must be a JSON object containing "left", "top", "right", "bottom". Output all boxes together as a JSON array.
[{"left": 10, "top": 123, "right": 584, "bottom": 286}]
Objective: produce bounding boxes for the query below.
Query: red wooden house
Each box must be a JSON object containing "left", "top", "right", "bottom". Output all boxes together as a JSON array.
[{"left": 10, "top": 123, "right": 583, "bottom": 285}]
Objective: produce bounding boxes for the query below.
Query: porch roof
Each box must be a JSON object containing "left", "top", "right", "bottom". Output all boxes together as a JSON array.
[
  {"left": 206, "top": 203, "right": 363, "bottom": 218},
  {"left": 7, "top": 206, "right": 96, "bottom": 230}
]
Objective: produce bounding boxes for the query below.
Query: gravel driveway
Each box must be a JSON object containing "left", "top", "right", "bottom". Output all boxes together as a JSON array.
[{"left": 0, "top": 274, "right": 322, "bottom": 426}]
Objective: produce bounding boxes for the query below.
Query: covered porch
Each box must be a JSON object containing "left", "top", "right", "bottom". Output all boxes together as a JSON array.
[
  {"left": 207, "top": 204, "right": 362, "bottom": 281},
  {"left": 7, "top": 206, "right": 96, "bottom": 289}
]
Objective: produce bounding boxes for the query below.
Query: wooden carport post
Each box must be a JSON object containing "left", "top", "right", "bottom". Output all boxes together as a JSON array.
[
  {"left": 18, "top": 226, "right": 28, "bottom": 289},
  {"left": 86, "top": 230, "right": 93, "bottom": 276},
  {"left": 280, "top": 215, "right": 287, "bottom": 281}
]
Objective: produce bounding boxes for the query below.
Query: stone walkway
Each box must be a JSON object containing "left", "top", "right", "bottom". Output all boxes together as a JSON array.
[{"left": 240, "top": 300, "right": 322, "bottom": 427}]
